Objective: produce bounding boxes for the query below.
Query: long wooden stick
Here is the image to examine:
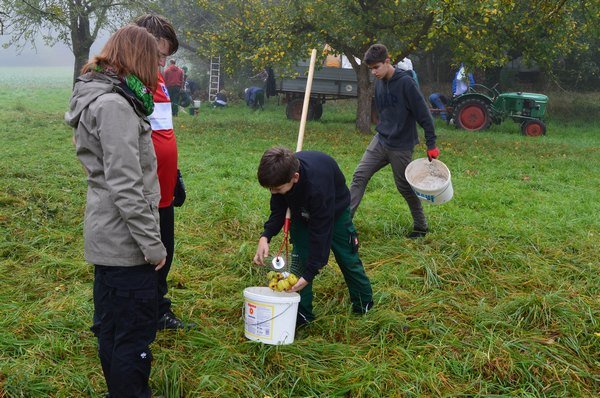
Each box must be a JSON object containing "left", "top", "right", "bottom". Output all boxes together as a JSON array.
[
  {"left": 285, "top": 48, "right": 318, "bottom": 233},
  {"left": 296, "top": 48, "right": 318, "bottom": 152}
]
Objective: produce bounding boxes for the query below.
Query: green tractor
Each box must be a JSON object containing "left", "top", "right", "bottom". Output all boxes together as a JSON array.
[{"left": 449, "top": 84, "right": 549, "bottom": 136}]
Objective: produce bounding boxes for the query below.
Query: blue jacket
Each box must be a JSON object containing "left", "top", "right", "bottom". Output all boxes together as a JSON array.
[{"left": 245, "top": 86, "right": 264, "bottom": 107}]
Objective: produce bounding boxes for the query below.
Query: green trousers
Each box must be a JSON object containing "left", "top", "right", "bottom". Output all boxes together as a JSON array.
[{"left": 290, "top": 208, "right": 373, "bottom": 322}]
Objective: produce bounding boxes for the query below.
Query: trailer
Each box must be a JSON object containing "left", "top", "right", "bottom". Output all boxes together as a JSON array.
[{"left": 276, "top": 65, "right": 364, "bottom": 120}]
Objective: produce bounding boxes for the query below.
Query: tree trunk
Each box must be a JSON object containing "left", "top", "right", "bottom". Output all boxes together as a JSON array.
[
  {"left": 355, "top": 63, "right": 374, "bottom": 134},
  {"left": 73, "top": 50, "right": 90, "bottom": 85},
  {"left": 70, "top": 12, "right": 94, "bottom": 86}
]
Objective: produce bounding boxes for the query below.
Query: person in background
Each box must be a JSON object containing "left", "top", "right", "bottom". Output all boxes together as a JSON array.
[
  {"left": 429, "top": 63, "right": 475, "bottom": 122},
  {"left": 350, "top": 44, "right": 440, "bottom": 239},
  {"left": 213, "top": 90, "right": 228, "bottom": 107},
  {"left": 265, "top": 67, "right": 277, "bottom": 98},
  {"left": 134, "top": 14, "right": 195, "bottom": 331},
  {"left": 428, "top": 92, "right": 450, "bottom": 121},
  {"left": 253, "top": 147, "right": 373, "bottom": 327},
  {"left": 397, "top": 57, "right": 419, "bottom": 87},
  {"left": 65, "top": 25, "right": 166, "bottom": 397},
  {"left": 244, "top": 86, "right": 265, "bottom": 110},
  {"left": 164, "top": 58, "right": 184, "bottom": 116},
  {"left": 452, "top": 63, "right": 475, "bottom": 97}
]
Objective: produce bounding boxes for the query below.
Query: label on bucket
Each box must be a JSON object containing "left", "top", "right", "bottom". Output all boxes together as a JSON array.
[{"left": 245, "top": 301, "right": 274, "bottom": 339}]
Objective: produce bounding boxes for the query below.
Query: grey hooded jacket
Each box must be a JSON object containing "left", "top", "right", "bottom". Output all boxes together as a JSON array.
[{"left": 65, "top": 72, "right": 166, "bottom": 266}]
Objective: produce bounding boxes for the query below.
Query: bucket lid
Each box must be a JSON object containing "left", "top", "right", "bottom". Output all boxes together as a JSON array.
[{"left": 244, "top": 286, "right": 301, "bottom": 303}]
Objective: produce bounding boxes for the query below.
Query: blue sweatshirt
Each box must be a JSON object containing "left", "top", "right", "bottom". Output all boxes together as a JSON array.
[
  {"left": 261, "top": 151, "right": 350, "bottom": 281},
  {"left": 374, "top": 68, "right": 436, "bottom": 150}
]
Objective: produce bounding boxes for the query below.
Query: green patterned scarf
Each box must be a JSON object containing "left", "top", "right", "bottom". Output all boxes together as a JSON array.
[
  {"left": 124, "top": 74, "right": 154, "bottom": 116},
  {"left": 93, "top": 64, "right": 154, "bottom": 116}
]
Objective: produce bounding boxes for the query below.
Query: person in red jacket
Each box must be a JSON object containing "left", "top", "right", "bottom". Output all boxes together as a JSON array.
[
  {"left": 164, "top": 58, "right": 184, "bottom": 116},
  {"left": 134, "top": 14, "right": 195, "bottom": 330}
]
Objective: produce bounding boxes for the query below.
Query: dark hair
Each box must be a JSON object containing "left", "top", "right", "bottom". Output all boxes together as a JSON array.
[
  {"left": 364, "top": 44, "right": 389, "bottom": 65},
  {"left": 133, "top": 14, "right": 179, "bottom": 55},
  {"left": 82, "top": 25, "right": 158, "bottom": 90},
  {"left": 257, "top": 146, "right": 300, "bottom": 187}
]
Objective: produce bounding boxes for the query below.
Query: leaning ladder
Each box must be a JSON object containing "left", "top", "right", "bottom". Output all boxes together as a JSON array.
[{"left": 208, "top": 56, "right": 221, "bottom": 101}]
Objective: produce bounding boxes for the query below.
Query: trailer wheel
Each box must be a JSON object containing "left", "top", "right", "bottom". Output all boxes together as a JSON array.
[
  {"left": 521, "top": 120, "right": 546, "bottom": 136},
  {"left": 455, "top": 98, "right": 492, "bottom": 131},
  {"left": 286, "top": 98, "right": 315, "bottom": 121},
  {"left": 311, "top": 102, "right": 323, "bottom": 120}
]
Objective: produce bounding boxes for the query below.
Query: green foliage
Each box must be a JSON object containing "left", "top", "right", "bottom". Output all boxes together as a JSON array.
[{"left": 0, "top": 68, "right": 599, "bottom": 397}]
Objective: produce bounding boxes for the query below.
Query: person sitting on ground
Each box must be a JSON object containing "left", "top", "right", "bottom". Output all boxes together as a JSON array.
[
  {"left": 244, "top": 86, "right": 265, "bottom": 110},
  {"left": 253, "top": 147, "right": 374, "bottom": 328},
  {"left": 213, "top": 90, "right": 228, "bottom": 107}
]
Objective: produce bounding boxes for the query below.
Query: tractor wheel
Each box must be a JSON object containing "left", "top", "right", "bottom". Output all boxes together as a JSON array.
[
  {"left": 521, "top": 120, "right": 546, "bottom": 136},
  {"left": 454, "top": 98, "right": 492, "bottom": 131},
  {"left": 286, "top": 98, "right": 315, "bottom": 121}
]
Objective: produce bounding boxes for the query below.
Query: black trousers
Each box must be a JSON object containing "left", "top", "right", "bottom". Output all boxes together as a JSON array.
[
  {"left": 158, "top": 205, "right": 175, "bottom": 316},
  {"left": 167, "top": 86, "right": 181, "bottom": 116},
  {"left": 94, "top": 264, "right": 158, "bottom": 398}
]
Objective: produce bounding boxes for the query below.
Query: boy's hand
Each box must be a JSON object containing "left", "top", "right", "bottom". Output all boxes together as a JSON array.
[
  {"left": 427, "top": 147, "right": 440, "bottom": 161},
  {"left": 253, "top": 237, "right": 270, "bottom": 265},
  {"left": 289, "top": 277, "right": 308, "bottom": 292}
]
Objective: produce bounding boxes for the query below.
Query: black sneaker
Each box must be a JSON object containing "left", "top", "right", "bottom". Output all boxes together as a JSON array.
[
  {"left": 157, "top": 311, "right": 196, "bottom": 331},
  {"left": 407, "top": 229, "right": 428, "bottom": 239},
  {"left": 352, "top": 301, "right": 374, "bottom": 315}
]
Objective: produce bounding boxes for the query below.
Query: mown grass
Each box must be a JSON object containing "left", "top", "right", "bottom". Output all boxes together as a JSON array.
[{"left": 0, "top": 67, "right": 599, "bottom": 397}]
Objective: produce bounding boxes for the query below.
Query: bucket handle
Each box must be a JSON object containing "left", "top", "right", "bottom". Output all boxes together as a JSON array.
[{"left": 243, "top": 301, "right": 296, "bottom": 327}]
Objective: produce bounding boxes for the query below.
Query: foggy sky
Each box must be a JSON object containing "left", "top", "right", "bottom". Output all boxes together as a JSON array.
[{"left": 0, "top": 35, "right": 108, "bottom": 67}]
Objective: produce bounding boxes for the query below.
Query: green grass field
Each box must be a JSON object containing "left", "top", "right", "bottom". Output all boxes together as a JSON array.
[{"left": 0, "top": 66, "right": 599, "bottom": 397}]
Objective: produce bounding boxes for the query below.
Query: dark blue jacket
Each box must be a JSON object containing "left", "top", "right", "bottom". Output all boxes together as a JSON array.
[
  {"left": 261, "top": 151, "right": 350, "bottom": 281},
  {"left": 245, "top": 86, "right": 264, "bottom": 107},
  {"left": 374, "top": 68, "right": 436, "bottom": 150}
]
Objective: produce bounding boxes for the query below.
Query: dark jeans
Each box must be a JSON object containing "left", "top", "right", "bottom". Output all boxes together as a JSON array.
[
  {"left": 158, "top": 205, "right": 175, "bottom": 316},
  {"left": 167, "top": 86, "right": 181, "bottom": 116},
  {"left": 429, "top": 93, "right": 447, "bottom": 121},
  {"left": 290, "top": 208, "right": 373, "bottom": 322},
  {"left": 94, "top": 264, "right": 158, "bottom": 398}
]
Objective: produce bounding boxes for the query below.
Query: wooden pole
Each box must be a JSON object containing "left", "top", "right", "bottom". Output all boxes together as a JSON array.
[
  {"left": 296, "top": 48, "right": 318, "bottom": 152},
  {"left": 285, "top": 48, "right": 318, "bottom": 232}
]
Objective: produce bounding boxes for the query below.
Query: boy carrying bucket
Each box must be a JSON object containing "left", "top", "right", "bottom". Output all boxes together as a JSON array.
[
  {"left": 349, "top": 43, "right": 440, "bottom": 238},
  {"left": 253, "top": 147, "right": 373, "bottom": 327}
]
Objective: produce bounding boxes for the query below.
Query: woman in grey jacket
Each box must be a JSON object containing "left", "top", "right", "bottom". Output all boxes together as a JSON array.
[{"left": 65, "top": 25, "right": 166, "bottom": 398}]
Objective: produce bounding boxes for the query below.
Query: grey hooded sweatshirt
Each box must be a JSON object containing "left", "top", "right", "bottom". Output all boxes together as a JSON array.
[{"left": 65, "top": 72, "right": 166, "bottom": 266}]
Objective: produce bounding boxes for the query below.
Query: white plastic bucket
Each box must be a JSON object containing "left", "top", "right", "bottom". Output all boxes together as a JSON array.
[
  {"left": 243, "top": 287, "right": 301, "bottom": 345},
  {"left": 193, "top": 100, "right": 201, "bottom": 108},
  {"left": 405, "top": 158, "right": 453, "bottom": 205}
]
